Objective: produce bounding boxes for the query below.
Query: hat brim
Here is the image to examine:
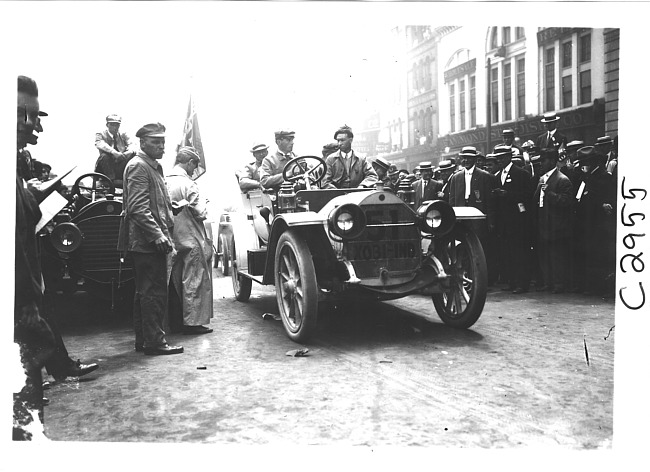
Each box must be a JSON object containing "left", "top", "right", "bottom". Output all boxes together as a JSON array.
[
  {"left": 38, "top": 111, "right": 48, "bottom": 117},
  {"left": 541, "top": 117, "right": 560, "bottom": 123},
  {"left": 142, "top": 133, "right": 165, "bottom": 138}
]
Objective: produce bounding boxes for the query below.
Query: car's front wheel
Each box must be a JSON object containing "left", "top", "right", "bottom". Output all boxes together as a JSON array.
[
  {"left": 432, "top": 224, "right": 487, "bottom": 329},
  {"left": 219, "top": 233, "right": 231, "bottom": 276},
  {"left": 230, "top": 236, "right": 252, "bottom": 301},
  {"left": 275, "top": 230, "right": 318, "bottom": 342}
]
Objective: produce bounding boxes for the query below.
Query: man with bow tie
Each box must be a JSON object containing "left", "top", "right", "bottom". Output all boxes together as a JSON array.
[
  {"left": 411, "top": 161, "right": 442, "bottom": 208},
  {"left": 535, "top": 112, "right": 568, "bottom": 155},
  {"left": 493, "top": 145, "right": 533, "bottom": 293},
  {"left": 94, "top": 114, "right": 136, "bottom": 188}
]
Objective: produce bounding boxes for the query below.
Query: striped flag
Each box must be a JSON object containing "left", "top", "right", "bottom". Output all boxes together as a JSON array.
[{"left": 179, "top": 94, "right": 206, "bottom": 180}]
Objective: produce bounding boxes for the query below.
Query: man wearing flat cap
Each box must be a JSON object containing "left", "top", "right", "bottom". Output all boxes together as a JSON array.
[
  {"left": 372, "top": 156, "right": 392, "bottom": 187},
  {"left": 260, "top": 130, "right": 297, "bottom": 191},
  {"left": 493, "top": 144, "right": 533, "bottom": 293},
  {"left": 322, "top": 125, "right": 378, "bottom": 189},
  {"left": 535, "top": 112, "right": 567, "bottom": 155},
  {"left": 167, "top": 146, "right": 213, "bottom": 336},
  {"left": 572, "top": 146, "right": 616, "bottom": 296},
  {"left": 237, "top": 143, "right": 269, "bottom": 191},
  {"left": 322, "top": 142, "right": 339, "bottom": 159},
  {"left": 448, "top": 146, "right": 499, "bottom": 284},
  {"left": 118, "top": 122, "right": 184, "bottom": 356},
  {"left": 412, "top": 161, "right": 442, "bottom": 208},
  {"left": 95, "top": 114, "right": 136, "bottom": 188}
]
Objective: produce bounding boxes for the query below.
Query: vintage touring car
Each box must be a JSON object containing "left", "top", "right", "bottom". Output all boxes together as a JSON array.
[
  {"left": 39, "top": 172, "right": 135, "bottom": 309},
  {"left": 222, "top": 155, "right": 488, "bottom": 342}
]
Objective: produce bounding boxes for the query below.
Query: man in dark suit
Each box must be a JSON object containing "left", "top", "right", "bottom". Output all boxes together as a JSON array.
[
  {"left": 532, "top": 148, "right": 574, "bottom": 293},
  {"left": 448, "top": 146, "right": 498, "bottom": 284},
  {"left": 412, "top": 161, "right": 442, "bottom": 207},
  {"left": 493, "top": 145, "right": 533, "bottom": 293},
  {"left": 535, "top": 112, "right": 568, "bottom": 154}
]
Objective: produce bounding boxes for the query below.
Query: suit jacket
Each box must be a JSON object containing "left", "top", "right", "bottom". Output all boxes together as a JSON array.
[
  {"left": 495, "top": 163, "right": 532, "bottom": 235},
  {"left": 412, "top": 178, "right": 442, "bottom": 208},
  {"left": 118, "top": 151, "right": 174, "bottom": 254},
  {"left": 533, "top": 168, "right": 574, "bottom": 241},
  {"left": 322, "top": 150, "right": 378, "bottom": 189},
  {"left": 448, "top": 167, "right": 498, "bottom": 227},
  {"left": 535, "top": 130, "right": 568, "bottom": 151}
]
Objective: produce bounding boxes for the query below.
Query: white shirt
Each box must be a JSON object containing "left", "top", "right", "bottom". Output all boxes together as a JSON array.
[
  {"left": 539, "top": 167, "right": 557, "bottom": 207},
  {"left": 500, "top": 162, "right": 513, "bottom": 185},
  {"left": 464, "top": 166, "right": 475, "bottom": 200}
]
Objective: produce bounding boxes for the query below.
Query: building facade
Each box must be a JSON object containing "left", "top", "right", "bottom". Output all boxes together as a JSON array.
[{"left": 377, "top": 26, "right": 619, "bottom": 171}]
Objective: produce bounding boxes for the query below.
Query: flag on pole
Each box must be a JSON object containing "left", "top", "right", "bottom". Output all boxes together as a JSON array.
[{"left": 179, "top": 94, "right": 206, "bottom": 180}]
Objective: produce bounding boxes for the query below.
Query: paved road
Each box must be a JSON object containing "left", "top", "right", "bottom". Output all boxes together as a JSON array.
[{"left": 43, "top": 270, "right": 614, "bottom": 447}]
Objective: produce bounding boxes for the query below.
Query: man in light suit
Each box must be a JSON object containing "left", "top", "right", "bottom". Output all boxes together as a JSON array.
[
  {"left": 493, "top": 145, "right": 533, "bottom": 293},
  {"left": 412, "top": 161, "right": 442, "bottom": 208},
  {"left": 532, "top": 148, "right": 574, "bottom": 293},
  {"left": 448, "top": 146, "right": 498, "bottom": 284},
  {"left": 94, "top": 114, "right": 136, "bottom": 187}
]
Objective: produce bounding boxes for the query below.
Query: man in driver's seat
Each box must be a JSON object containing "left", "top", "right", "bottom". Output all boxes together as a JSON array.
[
  {"left": 322, "top": 125, "right": 377, "bottom": 189},
  {"left": 259, "top": 129, "right": 297, "bottom": 191}
]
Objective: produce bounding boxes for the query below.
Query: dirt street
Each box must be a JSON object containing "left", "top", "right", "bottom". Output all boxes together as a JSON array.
[{"left": 42, "top": 270, "right": 614, "bottom": 448}]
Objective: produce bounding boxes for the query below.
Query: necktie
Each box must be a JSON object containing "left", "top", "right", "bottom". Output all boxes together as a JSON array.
[{"left": 113, "top": 134, "right": 119, "bottom": 151}]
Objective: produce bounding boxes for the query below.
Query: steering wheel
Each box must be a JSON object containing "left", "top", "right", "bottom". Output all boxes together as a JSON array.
[
  {"left": 72, "top": 172, "right": 115, "bottom": 202},
  {"left": 282, "top": 156, "right": 327, "bottom": 189}
]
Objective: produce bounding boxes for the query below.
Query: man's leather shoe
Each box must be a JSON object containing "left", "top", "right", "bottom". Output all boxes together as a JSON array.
[
  {"left": 182, "top": 325, "right": 213, "bottom": 335},
  {"left": 143, "top": 344, "right": 184, "bottom": 356},
  {"left": 512, "top": 287, "right": 528, "bottom": 294},
  {"left": 65, "top": 360, "right": 99, "bottom": 378}
]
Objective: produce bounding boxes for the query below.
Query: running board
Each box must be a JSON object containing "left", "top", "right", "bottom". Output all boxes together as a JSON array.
[{"left": 237, "top": 270, "right": 265, "bottom": 285}]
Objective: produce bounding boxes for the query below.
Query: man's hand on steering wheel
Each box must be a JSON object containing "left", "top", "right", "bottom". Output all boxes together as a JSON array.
[{"left": 282, "top": 156, "right": 327, "bottom": 189}]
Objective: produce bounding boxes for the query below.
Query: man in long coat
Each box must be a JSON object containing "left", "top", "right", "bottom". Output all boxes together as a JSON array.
[
  {"left": 167, "top": 147, "right": 213, "bottom": 335},
  {"left": 448, "top": 146, "right": 498, "bottom": 284},
  {"left": 118, "top": 122, "right": 184, "bottom": 355},
  {"left": 493, "top": 145, "right": 533, "bottom": 293},
  {"left": 532, "top": 148, "right": 574, "bottom": 293}
]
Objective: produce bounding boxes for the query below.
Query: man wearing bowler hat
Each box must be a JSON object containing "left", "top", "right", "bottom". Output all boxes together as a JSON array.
[
  {"left": 493, "top": 144, "right": 533, "bottom": 293},
  {"left": 412, "top": 161, "right": 442, "bottom": 208},
  {"left": 532, "top": 148, "right": 574, "bottom": 293},
  {"left": 448, "top": 146, "right": 499, "bottom": 284},
  {"left": 237, "top": 142, "right": 269, "bottom": 191},
  {"left": 118, "top": 122, "right": 183, "bottom": 356},
  {"left": 260, "top": 129, "right": 297, "bottom": 191},
  {"left": 535, "top": 112, "right": 567, "bottom": 154},
  {"left": 95, "top": 114, "right": 136, "bottom": 188},
  {"left": 322, "top": 125, "right": 378, "bottom": 189}
]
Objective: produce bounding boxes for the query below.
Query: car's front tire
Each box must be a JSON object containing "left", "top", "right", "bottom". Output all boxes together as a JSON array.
[
  {"left": 275, "top": 230, "right": 318, "bottom": 343},
  {"left": 432, "top": 224, "right": 487, "bottom": 329},
  {"left": 230, "top": 236, "right": 252, "bottom": 301}
]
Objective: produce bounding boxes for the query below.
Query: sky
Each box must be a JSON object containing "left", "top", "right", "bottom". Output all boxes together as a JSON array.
[{"left": 3, "top": 1, "right": 650, "bottom": 464}]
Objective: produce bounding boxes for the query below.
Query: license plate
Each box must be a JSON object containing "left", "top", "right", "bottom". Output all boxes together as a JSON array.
[{"left": 344, "top": 241, "right": 419, "bottom": 261}]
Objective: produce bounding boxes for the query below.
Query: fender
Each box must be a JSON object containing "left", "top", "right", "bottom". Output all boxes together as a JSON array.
[
  {"left": 452, "top": 206, "right": 486, "bottom": 220},
  {"left": 226, "top": 211, "right": 259, "bottom": 271},
  {"left": 262, "top": 212, "right": 333, "bottom": 285}
]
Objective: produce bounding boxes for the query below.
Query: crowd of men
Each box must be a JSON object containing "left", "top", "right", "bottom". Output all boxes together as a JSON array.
[{"left": 236, "top": 115, "right": 617, "bottom": 299}]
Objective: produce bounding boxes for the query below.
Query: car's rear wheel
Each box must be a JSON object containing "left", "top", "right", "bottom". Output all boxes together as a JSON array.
[
  {"left": 275, "top": 230, "right": 318, "bottom": 342},
  {"left": 230, "top": 236, "right": 252, "bottom": 301},
  {"left": 219, "top": 233, "right": 231, "bottom": 276},
  {"left": 432, "top": 224, "right": 487, "bottom": 328}
]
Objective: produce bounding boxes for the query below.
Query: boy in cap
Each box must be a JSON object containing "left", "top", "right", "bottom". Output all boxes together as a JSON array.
[
  {"left": 237, "top": 143, "right": 269, "bottom": 191},
  {"left": 95, "top": 114, "right": 137, "bottom": 188},
  {"left": 322, "top": 125, "right": 378, "bottom": 189},
  {"left": 119, "top": 122, "right": 184, "bottom": 355},
  {"left": 260, "top": 129, "right": 297, "bottom": 191}
]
